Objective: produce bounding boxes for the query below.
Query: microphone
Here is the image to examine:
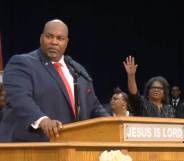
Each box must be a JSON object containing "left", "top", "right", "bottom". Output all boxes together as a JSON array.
[{"left": 64, "top": 55, "right": 92, "bottom": 82}]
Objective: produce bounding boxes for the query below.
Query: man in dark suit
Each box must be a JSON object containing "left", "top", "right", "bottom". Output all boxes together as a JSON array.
[
  {"left": 170, "top": 85, "right": 184, "bottom": 118},
  {"left": 0, "top": 19, "right": 109, "bottom": 142}
]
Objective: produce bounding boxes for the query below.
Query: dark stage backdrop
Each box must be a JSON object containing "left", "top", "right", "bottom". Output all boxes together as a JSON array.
[{"left": 1, "top": 1, "right": 184, "bottom": 103}]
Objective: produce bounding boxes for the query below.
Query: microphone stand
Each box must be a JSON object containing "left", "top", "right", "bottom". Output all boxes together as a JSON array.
[
  {"left": 73, "top": 72, "right": 80, "bottom": 121},
  {"left": 67, "top": 63, "right": 80, "bottom": 121}
]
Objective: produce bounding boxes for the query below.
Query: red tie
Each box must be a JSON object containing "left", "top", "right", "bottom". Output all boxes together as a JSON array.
[{"left": 54, "top": 63, "right": 76, "bottom": 117}]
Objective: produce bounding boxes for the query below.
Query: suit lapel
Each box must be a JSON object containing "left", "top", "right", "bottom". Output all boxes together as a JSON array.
[{"left": 37, "top": 49, "right": 72, "bottom": 108}]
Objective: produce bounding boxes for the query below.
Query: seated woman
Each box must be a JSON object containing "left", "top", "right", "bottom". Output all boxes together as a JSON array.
[{"left": 110, "top": 88, "right": 133, "bottom": 116}]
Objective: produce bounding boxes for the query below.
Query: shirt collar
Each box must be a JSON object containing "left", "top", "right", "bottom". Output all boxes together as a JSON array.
[
  {"left": 52, "top": 56, "right": 67, "bottom": 67},
  {"left": 113, "top": 110, "right": 129, "bottom": 116},
  {"left": 172, "top": 98, "right": 180, "bottom": 102}
]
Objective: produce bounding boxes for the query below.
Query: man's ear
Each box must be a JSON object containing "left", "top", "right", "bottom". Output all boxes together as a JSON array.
[
  {"left": 40, "top": 34, "right": 43, "bottom": 44},
  {"left": 67, "top": 37, "right": 69, "bottom": 44}
]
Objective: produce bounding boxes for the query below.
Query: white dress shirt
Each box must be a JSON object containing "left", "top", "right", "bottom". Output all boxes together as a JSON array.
[{"left": 172, "top": 98, "right": 180, "bottom": 107}]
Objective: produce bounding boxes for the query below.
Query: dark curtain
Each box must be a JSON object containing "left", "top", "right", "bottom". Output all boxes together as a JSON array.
[{"left": 1, "top": 1, "right": 184, "bottom": 102}]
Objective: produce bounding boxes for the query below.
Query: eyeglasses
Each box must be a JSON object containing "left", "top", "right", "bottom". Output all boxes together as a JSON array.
[{"left": 150, "top": 86, "right": 164, "bottom": 90}]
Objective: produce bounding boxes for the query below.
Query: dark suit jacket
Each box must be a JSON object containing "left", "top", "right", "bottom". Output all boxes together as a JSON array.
[
  {"left": 0, "top": 49, "right": 109, "bottom": 142},
  {"left": 170, "top": 97, "right": 184, "bottom": 117}
]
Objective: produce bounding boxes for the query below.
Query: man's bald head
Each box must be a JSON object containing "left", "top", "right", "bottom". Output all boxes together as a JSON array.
[{"left": 43, "top": 19, "right": 68, "bottom": 36}]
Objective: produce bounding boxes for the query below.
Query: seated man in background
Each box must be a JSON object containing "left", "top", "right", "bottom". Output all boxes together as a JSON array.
[{"left": 170, "top": 85, "right": 184, "bottom": 117}]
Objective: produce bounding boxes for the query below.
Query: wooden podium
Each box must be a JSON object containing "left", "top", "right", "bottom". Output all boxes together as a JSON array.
[{"left": 1, "top": 116, "right": 184, "bottom": 161}]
